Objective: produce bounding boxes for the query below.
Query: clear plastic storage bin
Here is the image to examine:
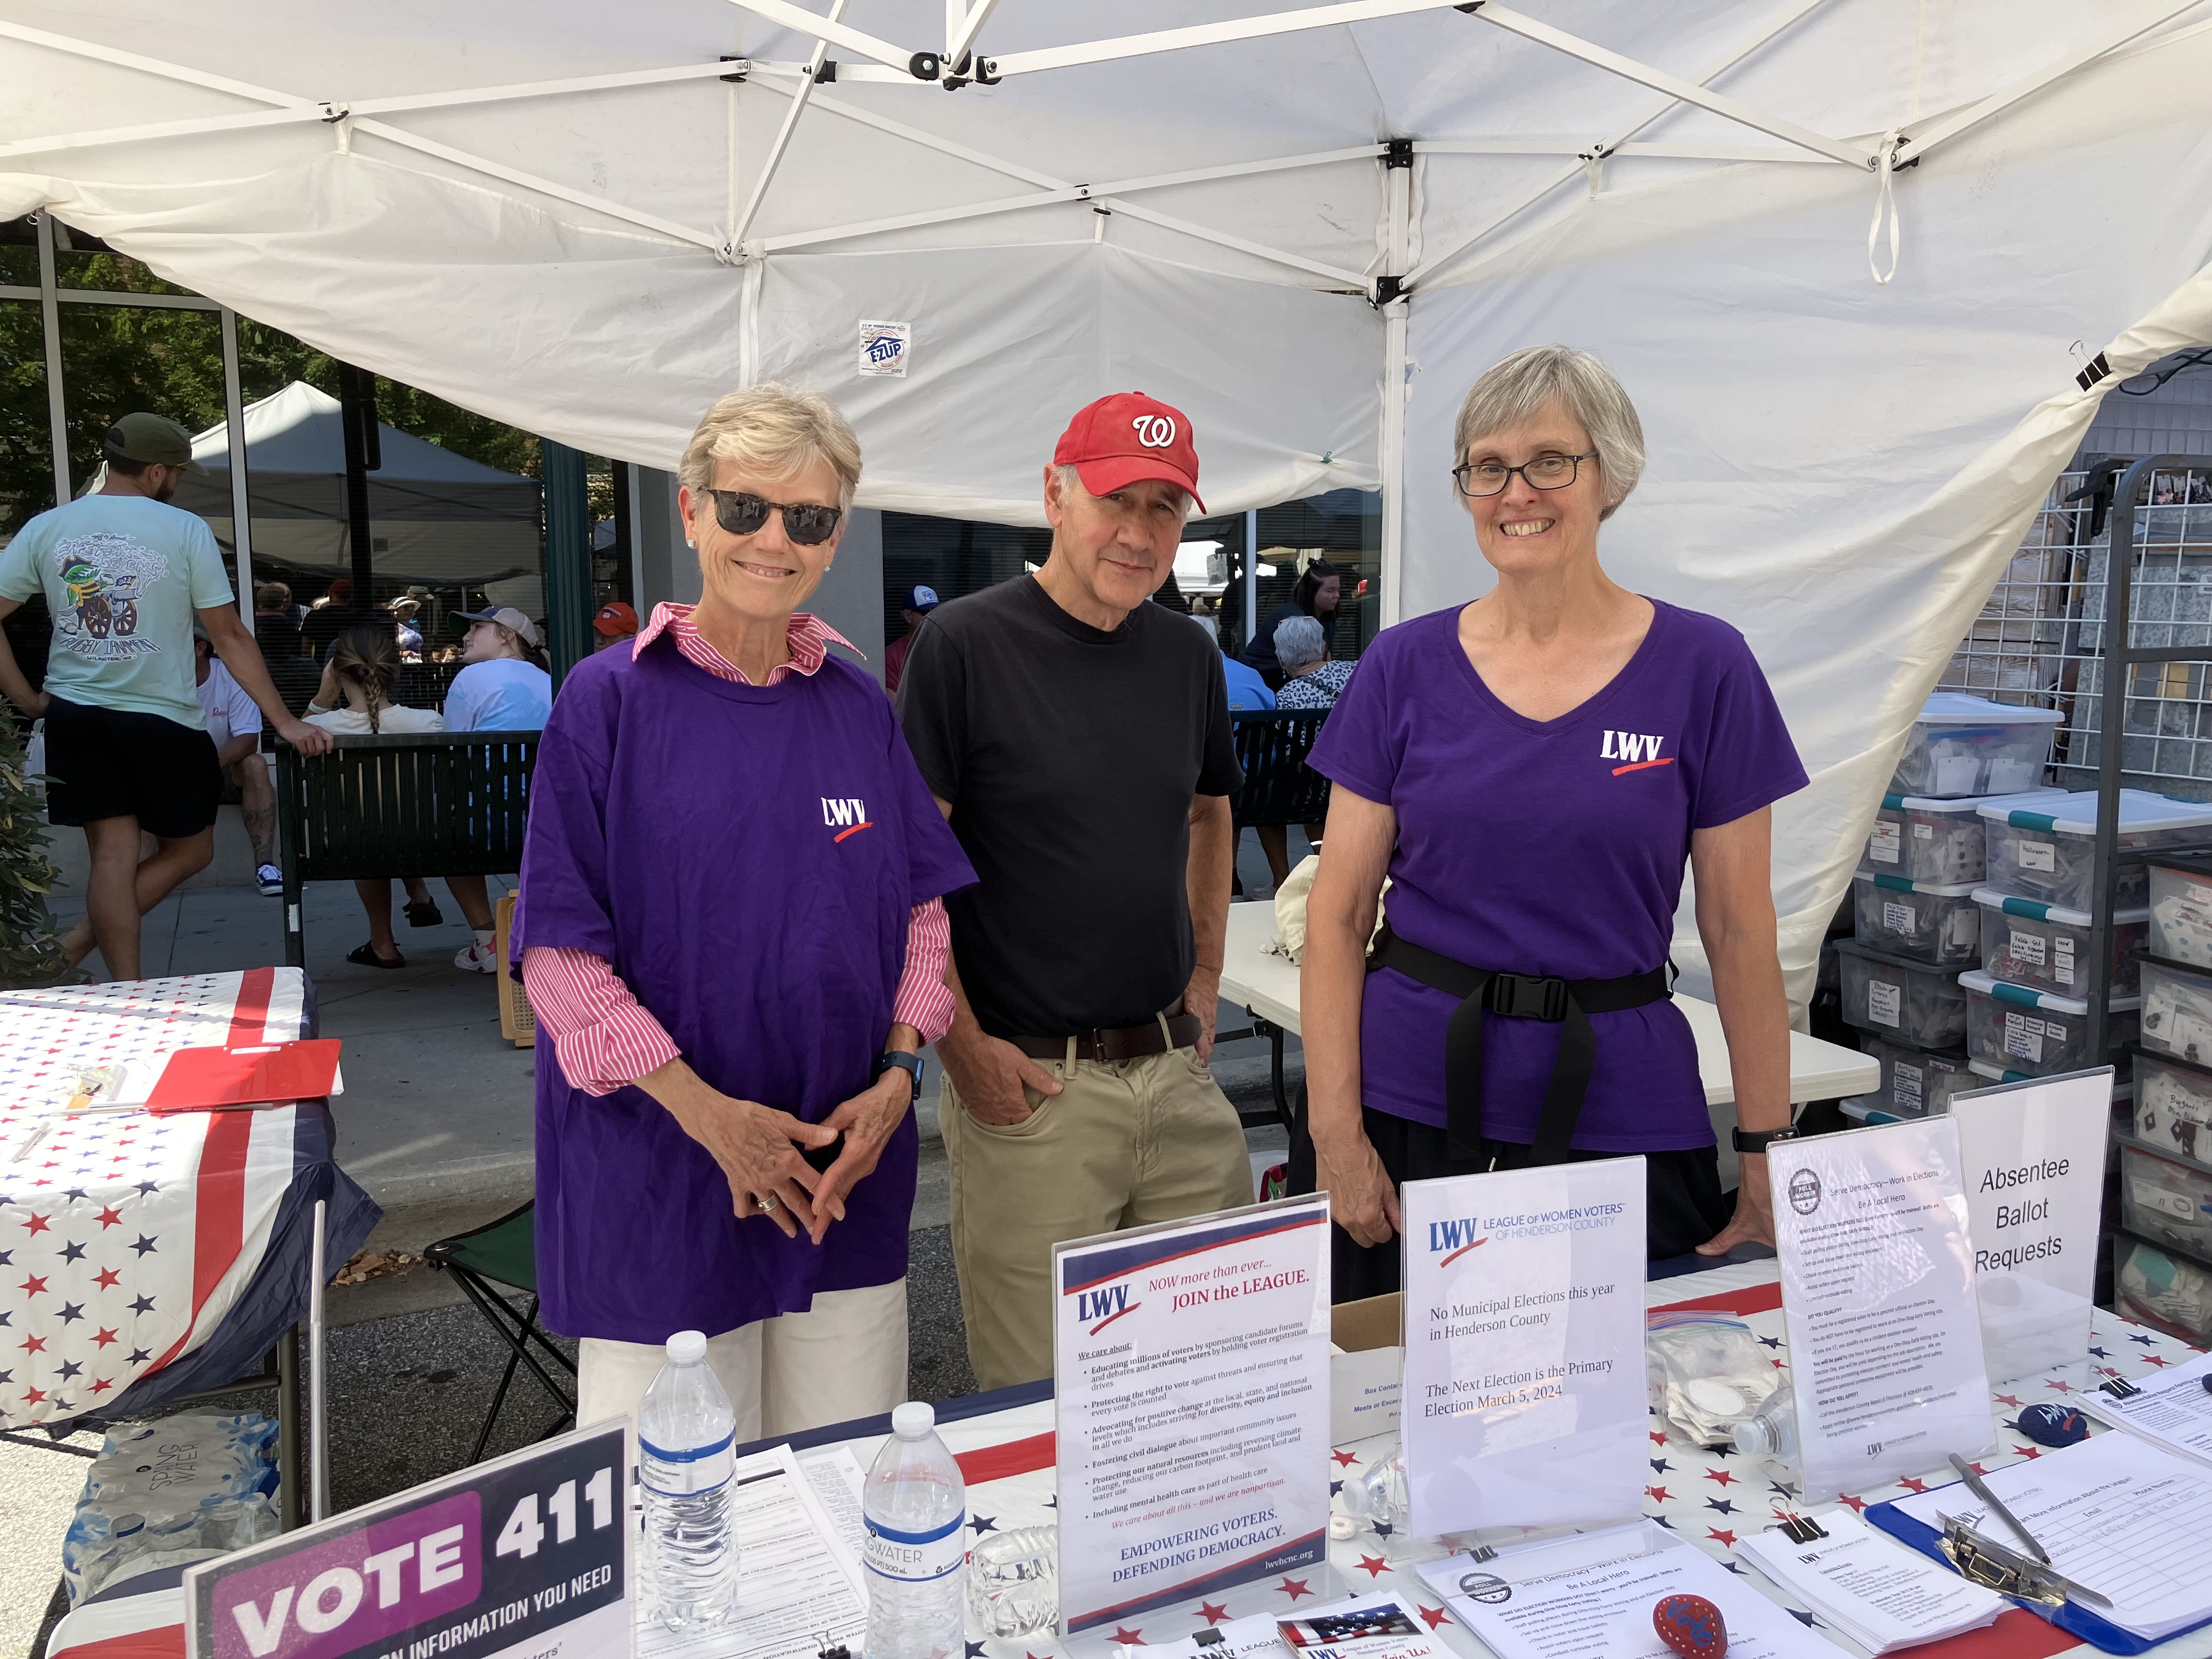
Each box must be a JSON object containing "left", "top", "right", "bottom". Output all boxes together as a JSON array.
[
  {"left": 1888, "top": 693, "right": 2061, "bottom": 799},
  {"left": 2134, "top": 1048, "right": 2212, "bottom": 1165},
  {"left": 2120, "top": 1141, "right": 2212, "bottom": 1263},
  {"left": 1979, "top": 790, "right": 2212, "bottom": 911},
  {"left": 1860, "top": 789, "right": 2066, "bottom": 884},
  {"left": 2147, "top": 856, "right": 2212, "bottom": 968},
  {"left": 1852, "top": 874, "right": 1979, "bottom": 965},
  {"left": 1856, "top": 1035, "right": 1976, "bottom": 1119},
  {"left": 2140, "top": 954, "right": 2212, "bottom": 1066},
  {"left": 1973, "top": 889, "right": 2148, "bottom": 998},
  {"left": 1835, "top": 940, "right": 1969, "bottom": 1048},
  {"left": 2114, "top": 1235, "right": 2212, "bottom": 1345},
  {"left": 1958, "top": 970, "right": 2137, "bottom": 1079}
]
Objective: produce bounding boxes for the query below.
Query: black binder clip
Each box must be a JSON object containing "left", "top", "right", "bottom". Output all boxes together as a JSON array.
[
  {"left": 2101, "top": 1376, "right": 2143, "bottom": 1399},
  {"left": 1195, "top": 1630, "right": 1226, "bottom": 1647},
  {"left": 1779, "top": 1513, "right": 1829, "bottom": 1544},
  {"left": 817, "top": 1640, "right": 851, "bottom": 1659},
  {"left": 1470, "top": 1543, "right": 1498, "bottom": 1563}
]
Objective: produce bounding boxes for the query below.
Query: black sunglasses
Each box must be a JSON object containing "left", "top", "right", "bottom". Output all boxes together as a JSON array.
[{"left": 704, "top": 488, "right": 843, "bottom": 546}]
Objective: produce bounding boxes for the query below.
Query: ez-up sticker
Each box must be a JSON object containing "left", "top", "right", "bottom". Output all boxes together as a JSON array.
[
  {"left": 2016, "top": 840, "right": 2057, "bottom": 872},
  {"left": 1867, "top": 979, "right": 1901, "bottom": 1028}
]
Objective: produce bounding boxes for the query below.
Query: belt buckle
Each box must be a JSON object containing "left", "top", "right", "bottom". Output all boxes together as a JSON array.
[
  {"left": 1084, "top": 1028, "right": 1110, "bottom": 1062},
  {"left": 1490, "top": 973, "right": 1567, "bottom": 1022}
]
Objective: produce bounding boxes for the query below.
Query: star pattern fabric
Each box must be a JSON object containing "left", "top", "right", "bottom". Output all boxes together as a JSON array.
[{"left": 0, "top": 970, "right": 320, "bottom": 1429}]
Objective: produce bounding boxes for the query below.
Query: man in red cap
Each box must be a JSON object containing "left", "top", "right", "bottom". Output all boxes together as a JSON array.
[
  {"left": 897, "top": 392, "right": 1250, "bottom": 1389},
  {"left": 591, "top": 600, "right": 638, "bottom": 653}
]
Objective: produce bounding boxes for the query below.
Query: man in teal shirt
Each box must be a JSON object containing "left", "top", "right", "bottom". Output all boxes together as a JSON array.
[{"left": 0, "top": 414, "right": 332, "bottom": 980}]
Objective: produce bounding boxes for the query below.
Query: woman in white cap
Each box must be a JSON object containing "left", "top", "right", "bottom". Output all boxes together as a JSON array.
[{"left": 443, "top": 605, "right": 554, "bottom": 971}]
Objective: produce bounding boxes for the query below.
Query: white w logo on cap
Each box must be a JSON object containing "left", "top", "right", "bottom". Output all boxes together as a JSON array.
[{"left": 1131, "top": 414, "right": 1176, "bottom": 449}]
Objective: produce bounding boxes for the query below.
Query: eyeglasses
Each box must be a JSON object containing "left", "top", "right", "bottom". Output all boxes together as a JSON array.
[
  {"left": 1451, "top": 451, "right": 1598, "bottom": 498},
  {"left": 704, "top": 488, "right": 843, "bottom": 546}
]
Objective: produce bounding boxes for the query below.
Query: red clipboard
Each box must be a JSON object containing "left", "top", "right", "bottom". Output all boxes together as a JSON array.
[{"left": 144, "top": 1039, "right": 343, "bottom": 1113}]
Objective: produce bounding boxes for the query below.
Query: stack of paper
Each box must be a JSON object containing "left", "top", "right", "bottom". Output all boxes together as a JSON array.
[
  {"left": 1414, "top": 1522, "right": 1847, "bottom": 1658},
  {"left": 1138, "top": 1593, "right": 1448, "bottom": 1659},
  {"left": 1738, "top": 1508, "right": 2005, "bottom": 1652},
  {"left": 2079, "top": 1349, "right": 2212, "bottom": 1470},
  {"left": 1887, "top": 1431, "right": 2212, "bottom": 1647}
]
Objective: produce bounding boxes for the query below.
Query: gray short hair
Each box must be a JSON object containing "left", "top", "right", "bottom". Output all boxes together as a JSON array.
[
  {"left": 680, "top": 381, "right": 862, "bottom": 509},
  {"left": 1452, "top": 345, "right": 1645, "bottom": 520},
  {"left": 1274, "top": 614, "right": 1327, "bottom": 672},
  {"left": 1052, "top": 463, "right": 1195, "bottom": 521}
]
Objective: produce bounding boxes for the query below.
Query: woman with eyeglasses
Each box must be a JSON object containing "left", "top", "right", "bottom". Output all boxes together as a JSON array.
[
  {"left": 513, "top": 383, "right": 975, "bottom": 1438},
  {"left": 1288, "top": 345, "right": 1807, "bottom": 1293}
]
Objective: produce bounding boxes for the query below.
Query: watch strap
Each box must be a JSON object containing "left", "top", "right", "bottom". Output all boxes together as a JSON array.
[
  {"left": 874, "top": 1050, "right": 923, "bottom": 1101},
  {"left": 1731, "top": 1125, "right": 1799, "bottom": 1153}
]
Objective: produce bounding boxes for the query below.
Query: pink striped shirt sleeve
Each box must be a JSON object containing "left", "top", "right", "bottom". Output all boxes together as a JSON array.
[{"left": 523, "top": 896, "right": 956, "bottom": 1093}]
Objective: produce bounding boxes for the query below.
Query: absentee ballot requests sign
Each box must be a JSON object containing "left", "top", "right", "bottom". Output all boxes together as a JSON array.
[
  {"left": 1054, "top": 1195, "right": 1333, "bottom": 1637},
  {"left": 185, "top": 1421, "right": 629, "bottom": 1659}
]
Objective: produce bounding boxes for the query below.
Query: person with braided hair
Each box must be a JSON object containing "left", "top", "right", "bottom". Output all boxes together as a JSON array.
[{"left": 304, "top": 623, "right": 447, "bottom": 968}]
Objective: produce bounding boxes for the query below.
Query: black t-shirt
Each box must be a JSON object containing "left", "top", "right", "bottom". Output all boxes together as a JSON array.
[{"left": 897, "top": 578, "right": 1243, "bottom": 1037}]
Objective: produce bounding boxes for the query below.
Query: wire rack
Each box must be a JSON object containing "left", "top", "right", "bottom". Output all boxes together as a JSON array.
[{"left": 1939, "top": 462, "right": 2212, "bottom": 801}]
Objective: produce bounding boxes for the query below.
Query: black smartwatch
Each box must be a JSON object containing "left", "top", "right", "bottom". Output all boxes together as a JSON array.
[
  {"left": 874, "top": 1050, "right": 924, "bottom": 1104},
  {"left": 1731, "top": 1125, "right": 1799, "bottom": 1154}
]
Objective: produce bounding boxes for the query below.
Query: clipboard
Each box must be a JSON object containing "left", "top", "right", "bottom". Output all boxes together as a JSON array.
[
  {"left": 143, "top": 1039, "right": 343, "bottom": 1113},
  {"left": 1865, "top": 1495, "right": 2212, "bottom": 1655}
]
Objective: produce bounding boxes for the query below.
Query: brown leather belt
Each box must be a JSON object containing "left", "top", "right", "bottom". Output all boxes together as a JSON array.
[{"left": 1006, "top": 1013, "right": 1202, "bottom": 1063}]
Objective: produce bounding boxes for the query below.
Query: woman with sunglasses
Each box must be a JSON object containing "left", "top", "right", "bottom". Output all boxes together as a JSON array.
[
  {"left": 1288, "top": 345, "right": 1807, "bottom": 1290},
  {"left": 514, "top": 383, "right": 975, "bottom": 1440}
]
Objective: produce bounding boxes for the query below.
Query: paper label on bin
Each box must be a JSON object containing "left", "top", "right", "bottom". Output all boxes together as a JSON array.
[
  {"left": 1894, "top": 1061, "right": 1923, "bottom": 1101},
  {"left": 2003, "top": 1013, "right": 2044, "bottom": 1062},
  {"left": 1870, "top": 822, "right": 1901, "bottom": 862},
  {"left": 1914, "top": 822, "right": 1934, "bottom": 839},
  {"left": 1882, "top": 901, "right": 1914, "bottom": 933},
  {"left": 2018, "top": 840, "right": 2057, "bottom": 872},
  {"left": 2009, "top": 929, "right": 2048, "bottom": 967},
  {"left": 2132, "top": 1179, "right": 2198, "bottom": 1220},
  {"left": 1868, "top": 980, "right": 1901, "bottom": 1028}
]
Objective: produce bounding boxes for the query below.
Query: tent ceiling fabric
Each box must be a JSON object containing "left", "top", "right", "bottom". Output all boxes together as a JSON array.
[{"left": 6, "top": 1, "right": 2212, "bottom": 1007}]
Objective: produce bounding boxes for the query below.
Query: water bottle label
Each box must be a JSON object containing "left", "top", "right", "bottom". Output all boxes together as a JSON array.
[
  {"left": 639, "top": 1431, "right": 735, "bottom": 1496},
  {"left": 865, "top": 1510, "right": 965, "bottom": 1583}
]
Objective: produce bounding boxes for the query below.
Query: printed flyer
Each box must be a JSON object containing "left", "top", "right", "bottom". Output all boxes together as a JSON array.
[
  {"left": 1397, "top": 1159, "right": 1646, "bottom": 1538},
  {"left": 1054, "top": 1195, "right": 1333, "bottom": 1636}
]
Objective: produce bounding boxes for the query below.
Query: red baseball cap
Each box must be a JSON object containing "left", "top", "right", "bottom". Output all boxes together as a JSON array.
[
  {"left": 592, "top": 601, "right": 639, "bottom": 637},
  {"left": 1053, "top": 391, "right": 1205, "bottom": 515}
]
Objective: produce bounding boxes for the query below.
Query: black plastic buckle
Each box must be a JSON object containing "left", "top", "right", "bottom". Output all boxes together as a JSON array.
[{"left": 1487, "top": 973, "right": 1566, "bottom": 1022}]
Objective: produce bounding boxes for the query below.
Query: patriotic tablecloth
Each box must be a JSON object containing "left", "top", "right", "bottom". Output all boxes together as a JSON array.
[
  {"left": 43, "top": 1262, "right": 2212, "bottom": 1659},
  {"left": 0, "top": 968, "right": 380, "bottom": 1431}
]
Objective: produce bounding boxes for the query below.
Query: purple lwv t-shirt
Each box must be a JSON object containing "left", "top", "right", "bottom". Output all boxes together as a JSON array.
[{"left": 1307, "top": 600, "right": 1807, "bottom": 1152}]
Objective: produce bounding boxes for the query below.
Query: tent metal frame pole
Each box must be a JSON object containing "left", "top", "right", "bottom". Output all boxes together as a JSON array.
[
  {"left": 980, "top": 0, "right": 1476, "bottom": 77},
  {"left": 730, "top": 0, "right": 852, "bottom": 251},
  {"left": 947, "top": 0, "right": 1002, "bottom": 65},
  {"left": 219, "top": 306, "right": 256, "bottom": 634},
  {"left": 721, "top": 0, "right": 916, "bottom": 74},
  {"left": 1894, "top": 0, "right": 2205, "bottom": 165},
  {"left": 1243, "top": 510, "right": 1259, "bottom": 649},
  {"left": 1378, "top": 159, "right": 1412, "bottom": 630},
  {"left": 34, "top": 213, "right": 68, "bottom": 509},
  {"left": 1406, "top": 0, "right": 1834, "bottom": 287},
  {"left": 1415, "top": 138, "right": 1836, "bottom": 164},
  {"left": 0, "top": 284, "right": 219, "bottom": 311}
]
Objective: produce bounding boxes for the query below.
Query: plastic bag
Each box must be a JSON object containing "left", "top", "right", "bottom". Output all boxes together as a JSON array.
[
  {"left": 64, "top": 1412, "right": 280, "bottom": 1604},
  {"left": 1645, "top": 1311, "right": 1781, "bottom": 1446}
]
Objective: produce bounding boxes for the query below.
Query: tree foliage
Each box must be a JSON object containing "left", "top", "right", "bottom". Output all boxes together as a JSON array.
[{"left": 0, "top": 715, "right": 70, "bottom": 990}]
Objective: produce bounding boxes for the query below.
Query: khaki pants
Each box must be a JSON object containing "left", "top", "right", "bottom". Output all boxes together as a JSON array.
[
  {"left": 941, "top": 1042, "right": 1253, "bottom": 1390},
  {"left": 575, "top": 1278, "right": 907, "bottom": 1443}
]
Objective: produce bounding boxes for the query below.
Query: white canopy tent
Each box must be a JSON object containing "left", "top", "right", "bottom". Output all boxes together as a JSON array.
[
  {"left": 5, "top": 0, "right": 2212, "bottom": 1007},
  {"left": 176, "top": 380, "right": 546, "bottom": 610}
]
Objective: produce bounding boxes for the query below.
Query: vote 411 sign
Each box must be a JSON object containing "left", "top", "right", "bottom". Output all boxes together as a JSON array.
[{"left": 186, "top": 1420, "right": 629, "bottom": 1659}]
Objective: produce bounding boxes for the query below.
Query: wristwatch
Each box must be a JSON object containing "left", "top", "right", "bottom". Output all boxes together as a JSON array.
[
  {"left": 874, "top": 1050, "right": 924, "bottom": 1104},
  {"left": 1731, "top": 1125, "right": 1800, "bottom": 1154}
]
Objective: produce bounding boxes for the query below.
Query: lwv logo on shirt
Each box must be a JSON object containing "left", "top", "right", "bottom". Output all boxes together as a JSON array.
[
  {"left": 1600, "top": 731, "right": 1673, "bottom": 776},
  {"left": 821, "top": 797, "right": 873, "bottom": 842}
]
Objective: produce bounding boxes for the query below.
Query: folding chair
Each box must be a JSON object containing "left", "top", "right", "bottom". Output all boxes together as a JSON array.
[{"left": 422, "top": 1201, "right": 576, "bottom": 1464}]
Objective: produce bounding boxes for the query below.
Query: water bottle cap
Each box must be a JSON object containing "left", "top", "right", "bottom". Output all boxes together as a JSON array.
[
  {"left": 1731, "top": 1419, "right": 1767, "bottom": 1456},
  {"left": 665, "top": 1329, "right": 708, "bottom": 1365},
  {"left": 891, "top": 1401, "right": 935, "bottom": 1438}
]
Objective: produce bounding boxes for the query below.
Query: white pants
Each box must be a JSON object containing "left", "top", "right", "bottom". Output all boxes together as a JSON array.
[{"left": 575, "top": 1279, "right": 909, "bottom": 1443}]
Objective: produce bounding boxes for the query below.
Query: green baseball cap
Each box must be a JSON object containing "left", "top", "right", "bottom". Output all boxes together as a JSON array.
[{"left": 104, "top": 412, "right": 208, "bottom": 474}]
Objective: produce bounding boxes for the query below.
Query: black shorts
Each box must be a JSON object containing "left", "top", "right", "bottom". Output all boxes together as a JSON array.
[
  {"left": 44, "top": 696, "right": 222, "bottom": 838},
  {"left": 1286, "top": 1096, "right": 1733, "bottom": 1302}
]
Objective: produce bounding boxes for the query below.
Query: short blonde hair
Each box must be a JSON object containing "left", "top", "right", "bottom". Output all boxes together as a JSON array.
[
  {"left": 1453, "top": 345, "right": 1646, "bottom": 521},
  {"left": 679, "top": 382, "right": 862, "bottom": 509}
]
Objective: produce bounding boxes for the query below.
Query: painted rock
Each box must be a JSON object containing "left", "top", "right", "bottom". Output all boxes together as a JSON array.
[
  {"left": 1652, "top": 1593, "right": 1727, "bottom": 1659},
  {"left": 2016, "top": 1403, "right": 2090, "bottom": 1448}
]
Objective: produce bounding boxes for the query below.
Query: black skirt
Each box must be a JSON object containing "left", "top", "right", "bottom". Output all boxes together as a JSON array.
[{"left": 1284, "top": 1097, "right": 1734, "bottom": 1304}]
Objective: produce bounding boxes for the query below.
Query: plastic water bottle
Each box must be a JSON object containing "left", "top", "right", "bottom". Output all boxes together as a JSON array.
[
  {"left": 1732, "top": 1382, "right": 1800, "bottom": 1477},
  {"left": 864, "top": 1402, "right": 967, "bottom": 1659},
  {"left": 639, "top": 1331, "right": 737, "bottom": 1632}
]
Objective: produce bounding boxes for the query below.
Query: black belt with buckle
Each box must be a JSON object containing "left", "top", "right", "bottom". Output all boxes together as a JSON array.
[{"left": 1368, "top": 927, "right": 1671, "bottom": 1165}]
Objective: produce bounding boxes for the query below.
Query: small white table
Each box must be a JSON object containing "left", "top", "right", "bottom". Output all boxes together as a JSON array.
[{"left": 1217, "top": 901, "right": 1876, "bottom": 1181}]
